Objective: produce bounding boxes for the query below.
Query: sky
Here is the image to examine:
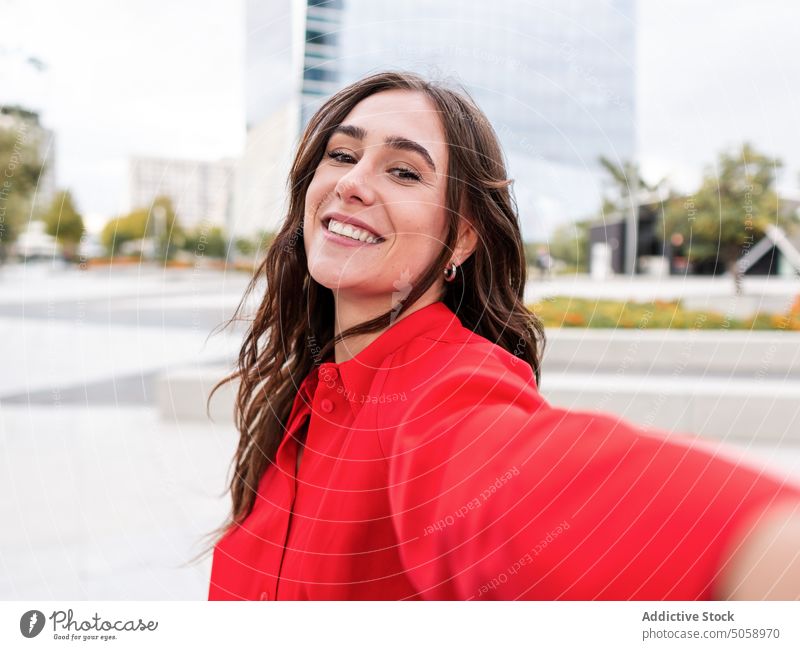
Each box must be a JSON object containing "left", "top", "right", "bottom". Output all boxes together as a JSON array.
[
  {"left": 2, "top": 0, "right": 800, "bottom": 233},
  {"left": 1, "top": 0, "right": 245, "bottom": 231},
  {"left": 637, "top": 0, "right": 800, "bottom": 196}
]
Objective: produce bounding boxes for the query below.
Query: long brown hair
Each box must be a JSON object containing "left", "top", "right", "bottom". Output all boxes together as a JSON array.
[{"left": 197, "top": 70, "right": 544, "bottom": 560}]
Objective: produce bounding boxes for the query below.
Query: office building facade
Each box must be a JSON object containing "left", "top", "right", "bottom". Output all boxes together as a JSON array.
[{"left": 238, "top": 0, "right": 635, "bottom": 240}]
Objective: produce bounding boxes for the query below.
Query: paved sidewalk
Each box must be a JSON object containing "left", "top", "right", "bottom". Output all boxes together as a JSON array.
[
  {"left": 2, "top": 265, "right": 798, "bottom": 600},
  {"left": 0, "top": 405, "right": 235, "bottom": 599},
  {"left": 0, "top": 266, "right": 246, "bottom": 598}
]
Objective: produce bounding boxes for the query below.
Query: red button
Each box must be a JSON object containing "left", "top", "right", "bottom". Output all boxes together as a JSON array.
[
  {"left": 259, "top": 591, "right": 269, "bottom": 600},
  {"left": 320, "top": 365, "right": 339, "bottom": 381},
  {"left": 320, "top": 398, "right": 334, "bottom": 413}
]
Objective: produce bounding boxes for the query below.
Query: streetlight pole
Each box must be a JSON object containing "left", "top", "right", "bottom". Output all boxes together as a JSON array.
[
  {"left": 152, "top": 205, "right": 166, "bottom": 261},
  {"left": 625, "top": 164, "right": 639, "bottom": 276}
]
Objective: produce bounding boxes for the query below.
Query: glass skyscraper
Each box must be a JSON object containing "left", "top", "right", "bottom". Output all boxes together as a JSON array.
[{"left": 237, "top": 0, "right": 635, "bottom": 241}]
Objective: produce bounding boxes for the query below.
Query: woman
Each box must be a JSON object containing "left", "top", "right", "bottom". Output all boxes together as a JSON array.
[{"left": 206, "top": 71, "right": 800, "bottom": 600}]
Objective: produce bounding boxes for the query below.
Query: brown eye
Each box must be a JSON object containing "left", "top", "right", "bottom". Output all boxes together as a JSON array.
[
  {"left": 327, "top": 150, "right": 355, "bottom": 163},
  {"left": 390, "top": 167, "right": 422, "bottom": 182}
]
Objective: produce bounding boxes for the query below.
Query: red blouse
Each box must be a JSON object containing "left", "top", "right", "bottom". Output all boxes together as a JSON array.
[{"left": 208, "top": 300, "right": 800, "bottom": 600}]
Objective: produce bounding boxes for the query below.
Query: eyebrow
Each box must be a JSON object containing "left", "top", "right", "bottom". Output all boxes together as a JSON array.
[{"left": 330, "top": 124, "right": 437, "bottom": 173}]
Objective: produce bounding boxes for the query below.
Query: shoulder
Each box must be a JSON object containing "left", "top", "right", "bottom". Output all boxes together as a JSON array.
[
  {"left": 374, "top": 322, "right": 542, "bottom": 430},
  {"left": 379, "top": 319, "right": 536, "bottom": 386}
]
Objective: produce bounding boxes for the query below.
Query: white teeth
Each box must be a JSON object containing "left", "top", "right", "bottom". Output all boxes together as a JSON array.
[{"left": 326, "top": 218, "right": 380, "bottom": 244}]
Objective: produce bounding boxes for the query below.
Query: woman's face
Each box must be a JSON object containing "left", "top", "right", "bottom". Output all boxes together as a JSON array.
[{"left": 303, "top": 89, "right": 455, "bottom": 308}]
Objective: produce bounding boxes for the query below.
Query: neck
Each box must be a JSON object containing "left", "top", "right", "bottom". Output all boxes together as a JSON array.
[{"left": 332, "top": 288, "right": 444, "bottom": 364}]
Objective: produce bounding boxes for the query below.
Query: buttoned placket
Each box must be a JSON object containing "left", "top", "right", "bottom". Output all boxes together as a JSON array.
[
  {"left": 272, "top": 412, "right": 307, "bottom": 600},
  {"left": 264, "top": 370, "right": 316, "bottom": 601},
  {"left": 273, "top": 363, "right": 342, "bottom": 600}
]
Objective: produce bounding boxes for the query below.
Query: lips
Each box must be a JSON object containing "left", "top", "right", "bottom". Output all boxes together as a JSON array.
[{"left": 321, "top": 212, "right": 384, "bottom": 241}]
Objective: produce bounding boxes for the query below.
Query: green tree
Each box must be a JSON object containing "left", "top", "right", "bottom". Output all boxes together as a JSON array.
[
  {"left": 663, "top": 142, "right": 790, "bottom": 292},
  {"left": 150, "top": 195, "right": 184, "bottom": 261},
  {"left": 233, "top": 229, "right": 276, "bottom": 259},
  {"left": 100, "top": 196, "right": 185, "bottom": 259},
  {"left": 234, "top": 236, "right": 256, "bottom": 257},
  {"left": 548, "top": 219, "right": 590, "bottom": 272},
  {"left": 101, "top": 208, "right": 149, "bottom": 255},
  {"left": 183, "top": 225, "right": 228, "bottom": 259},
  {"left": 597, "top": 156, "right": 664, "bottom": 220},
  {"left": 0, "top": 122, "right": 45, "bottom": 260},
  {"left": 42, "top": 190, "right": 84, "bottom": 260},
  {"left": 598, "top": 156, "right": 661, "bottom": 197}
]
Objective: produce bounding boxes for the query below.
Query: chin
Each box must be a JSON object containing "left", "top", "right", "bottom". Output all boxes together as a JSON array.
[
  {"left": 310, "top": 266, "right": 390, "bottom": 296},
  {"left": 307, "top": 265, "right": 351, "bottom": 291}
]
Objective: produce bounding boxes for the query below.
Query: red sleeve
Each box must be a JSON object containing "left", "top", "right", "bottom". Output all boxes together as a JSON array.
[{"left": 385, "top": 362, "right": 800, "bottom": 600}]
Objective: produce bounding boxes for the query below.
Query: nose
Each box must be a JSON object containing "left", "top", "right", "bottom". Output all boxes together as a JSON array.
[{"left": 334, "top": 158, "right": 377, "bottom": 206}]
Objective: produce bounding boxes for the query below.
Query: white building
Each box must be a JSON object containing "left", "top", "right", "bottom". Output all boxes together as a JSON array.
[
  {"left": 236, "top": 0, "right": 636, "bottom": 240},
  {"left": 128, "top": 156, "right": 235, "bottom": 231},
  {"left": 231, "top": 0, "right": 308, "bottom": 238}
]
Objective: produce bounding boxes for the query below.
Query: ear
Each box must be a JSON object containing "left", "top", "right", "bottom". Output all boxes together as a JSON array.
[{"left": 452, "top": 214, "right": 478, "bottom": 266}]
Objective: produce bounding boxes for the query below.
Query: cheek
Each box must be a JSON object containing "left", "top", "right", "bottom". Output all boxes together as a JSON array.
[
  {"left": 388, "top": 214, "right": 448, "bottom": 268},
  {"left": 303, "top": 173, "right": 331, "bottom": 230},
  {"left": 304, "top": 175, "right": 323, "bottom": 214},
  {"left": 401, "top": 211, "right": 448, "bottom": 247},
  {"left": 305, "top": 162, "right": 338, "bottom": 205}
]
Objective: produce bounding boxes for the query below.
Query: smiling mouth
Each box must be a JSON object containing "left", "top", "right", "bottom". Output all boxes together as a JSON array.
[{"left": 323, "top": 217, "right": 385, "bottom": 244}]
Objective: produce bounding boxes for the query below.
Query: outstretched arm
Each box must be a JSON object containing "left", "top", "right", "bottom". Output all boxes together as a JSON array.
[{"left": 380, "top": 356, "right": 800, "bottom": 600}]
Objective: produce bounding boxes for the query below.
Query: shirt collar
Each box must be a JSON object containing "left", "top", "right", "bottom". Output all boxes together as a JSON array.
[{"left": 304, "top": 300, "right": 461, "bottom": 418}]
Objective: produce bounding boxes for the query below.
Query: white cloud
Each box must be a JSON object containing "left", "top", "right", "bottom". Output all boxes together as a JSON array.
[
  {"left": 1, "top": 0, "right": 244, "bottom": 218},
  {"left": 638, "top": 0, "right": 800, "bottom": 192}
]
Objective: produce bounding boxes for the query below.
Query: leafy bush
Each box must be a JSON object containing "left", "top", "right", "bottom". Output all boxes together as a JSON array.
[{"left": 528, "top": 296, "right": 800, "bottom": 331}]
